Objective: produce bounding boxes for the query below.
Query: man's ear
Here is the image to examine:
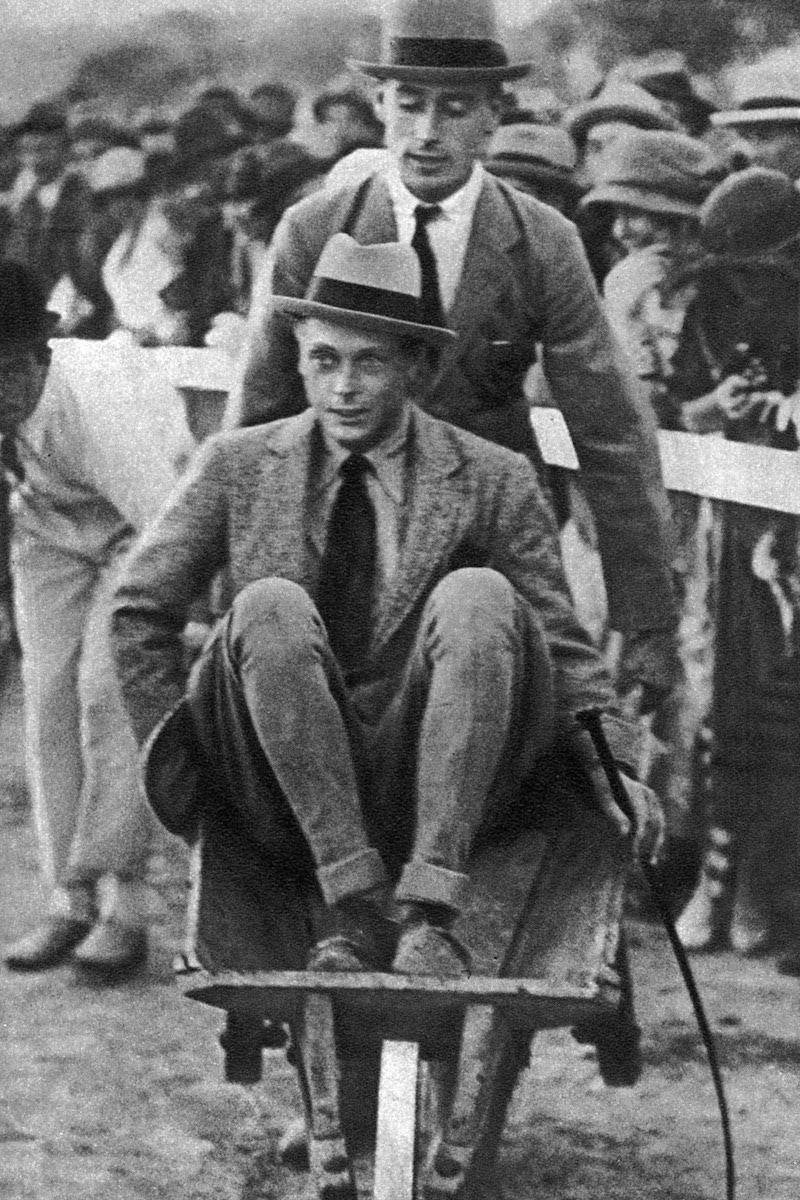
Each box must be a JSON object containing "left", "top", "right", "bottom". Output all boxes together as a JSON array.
[{"left": 373, "top": 87, "right": 387, "bottom": 124}]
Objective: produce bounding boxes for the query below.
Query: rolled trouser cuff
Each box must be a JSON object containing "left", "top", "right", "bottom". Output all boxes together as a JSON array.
[
  {"left": 395, "top": 859, "right": 470, "bottom": 912},
  {"left": 316, "top": 848, "right": 388, "bottom": 906}
]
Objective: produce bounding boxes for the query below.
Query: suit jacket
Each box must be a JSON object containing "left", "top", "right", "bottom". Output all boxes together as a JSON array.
[
  {"left": 233, "top": 171, "right": 676, "bottom": 634},
  {"left": 6, "top": 173, "right": 91, "bottom": 299},
  {"left": 111, "top": 408, "right": 638, "bottom": 834}
]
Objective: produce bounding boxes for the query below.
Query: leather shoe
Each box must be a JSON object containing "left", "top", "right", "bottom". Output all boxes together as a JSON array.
[
  {"left": 4, "top": 916, "right": 94, "bottom": 971},
  {"left": 392, "top": 917, "right": 471, "bottom": 979},
  {"left": 73, "top": 919, "right": 148, "bottom": 975},
  {"left": 307, "top": 895, "right": 397, "bottom": 972}
]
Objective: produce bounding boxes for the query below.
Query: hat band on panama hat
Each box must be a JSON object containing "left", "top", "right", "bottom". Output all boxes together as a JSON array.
[
  {"left": 308, "top": 275, "right": 431, "bottom": 326},
  {"left": 386, "top": 36, "right": 509, "bottom": 70}
]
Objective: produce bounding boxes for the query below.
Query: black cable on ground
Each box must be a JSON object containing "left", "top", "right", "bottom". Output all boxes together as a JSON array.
[{"left": 577, "top": 709, "right": 736, "bottom": 1200}]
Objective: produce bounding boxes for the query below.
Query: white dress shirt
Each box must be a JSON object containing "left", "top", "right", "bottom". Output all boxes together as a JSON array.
[{"left": 383, "top": 162, "right": 485, "bottom": 313}]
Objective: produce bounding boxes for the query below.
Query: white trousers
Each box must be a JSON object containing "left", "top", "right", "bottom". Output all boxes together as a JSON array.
[{"left": 12, "top": 535, "right": 153, "bottom": 914}]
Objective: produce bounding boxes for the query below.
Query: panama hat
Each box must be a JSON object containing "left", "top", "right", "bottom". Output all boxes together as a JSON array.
[
  {"left": 580, "top": 130, "right": 715, "bottom": 219},
  {"left": 349, "top": 0, "right": 531, "bottom": 85},
  {"left": 712, "top": 65, "right": 800, "bottom": 128},
  {"left": 273, "top": 233, "right": 456, "bottom": 346}
]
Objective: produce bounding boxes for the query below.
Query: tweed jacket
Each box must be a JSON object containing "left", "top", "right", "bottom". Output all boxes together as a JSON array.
[
  {"left": 112, "top": 405, "right": 627, "bottom": 751},
  {"left": 232, "top": 171, "right": 675, "bottom": 634}
]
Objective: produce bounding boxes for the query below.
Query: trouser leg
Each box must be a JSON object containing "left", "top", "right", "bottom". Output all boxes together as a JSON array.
[
  {"left": 12, "top": 537, "right": 97, "bottom": 917},
  {"left": 393, "top": 569, "right": 554, "bottom": 912},
  {"left": 68, "top": 555, "right": 154, "bottom": 925},
  {"left": 188, "top": 578, "right": 386, "bottom": 905}
]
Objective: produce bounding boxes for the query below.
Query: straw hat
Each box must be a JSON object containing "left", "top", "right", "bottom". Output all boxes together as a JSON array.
[
  {"left": 89, "top": 147, "right": 146, "bottom": 195},
  {"left": 274, "top": 233, "right": 456, "bottom": 346},
  {"left": 712, "top": 65, "right": 800, "bottom": 128},
  {"left": 580, "top": 129, "right": 715, "bottom": 219},
  {"left": 349, "top": 0, "right": 531, "bottom": 85}
]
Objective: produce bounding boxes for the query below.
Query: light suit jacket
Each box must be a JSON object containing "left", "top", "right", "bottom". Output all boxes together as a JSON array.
[
  {"left": 233, "top": 171, "right": 675, "bottom": 634},
  {"left": 111, "top": 408, "right": 636, "bottom": 837}
]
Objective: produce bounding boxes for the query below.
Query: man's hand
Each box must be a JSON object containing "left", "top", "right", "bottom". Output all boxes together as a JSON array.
[
  {"left": 568, "top": 726, "right": 665, "bottom": 865},
  {"left": 617, "top": 628, "right": 682, "bottom": 715}
]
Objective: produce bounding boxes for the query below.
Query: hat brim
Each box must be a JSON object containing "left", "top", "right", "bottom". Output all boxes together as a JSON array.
[
  {"left": 486, "top": 158, "right": 584, "bottom": 198},
  {"left": 273, "top": 295, "right": 456, "bottom": 347},
  {"left": 712, "top": 107, "right": 800, "bottom": 127},
  {"left": 348, "top": 59, "right": 532, "bottom": 84},
  {"left": 580, "top": 182, "right": 701, "bottom": 219},
  {"left": 568, "top": 105, "right": 680, "bottom": 142}
]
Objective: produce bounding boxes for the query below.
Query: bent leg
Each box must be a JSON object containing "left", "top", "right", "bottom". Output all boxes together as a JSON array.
[
  {"left": 188, "top": 579, "right": 386, "bottom": 904},
  {"left": 395, "top": 568, "right": 554, "bottom": 910}
]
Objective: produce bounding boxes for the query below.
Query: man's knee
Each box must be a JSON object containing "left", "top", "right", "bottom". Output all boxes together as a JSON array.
[
  {"left": 225, "top": 579, "right": 318, "bottom": 664},
  {"left": 427, "top": 568, "right": 517, "bottom": 644}
]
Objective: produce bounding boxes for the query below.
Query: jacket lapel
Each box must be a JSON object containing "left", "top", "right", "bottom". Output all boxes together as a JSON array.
[
  {"left": 258, "top": 410, "right": 320, "bottom": 590},
  {"left": 351, "top": 176, "right": 400, "bottom": 244},
  {"left": 372, "top": 410, "right": 471, "bottom": 650},
  {"left": 446, "top": 177, "right": 525, "bottom": 343}
]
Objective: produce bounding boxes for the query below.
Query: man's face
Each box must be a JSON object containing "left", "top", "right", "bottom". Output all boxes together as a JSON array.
[
  {"left": 736, "top": 122, "right": 800, "bottom": 179},
  {"left": 378, "top": 81, "right": 500, "bottom": 202},
  {"left": 0, "top": 347, "right": 50, "bottom": 435},
  {"left": 296, "top": 319, "right": 413, "bottom": 452}
]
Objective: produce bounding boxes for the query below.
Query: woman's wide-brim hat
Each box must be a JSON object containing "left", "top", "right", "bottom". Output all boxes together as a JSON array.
[
  {"left": 349, "top": 0, "right": 531, "bottom": 85},
  {"left": 486, "top": 122, "right": 584, "bottom": 199},
  {"left": 273, "top": 233, "right": 457, "bottom": 347},
  {"left": 580, "top": 129, "right": 715, "bottom": 219}
]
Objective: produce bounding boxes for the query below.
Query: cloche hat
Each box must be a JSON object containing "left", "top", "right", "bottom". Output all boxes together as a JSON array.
[
  {"left": 349, "top": 0, "right": 531, "bottom": 85},
  {"left": 580, "top": 129, "right": 715, "bottom": 218},
  {"left": 700, "top": 168, "right": 800, "bottom": 259},
  {"left": 273, "top": 233, "right": 456, "bottom": 346}
]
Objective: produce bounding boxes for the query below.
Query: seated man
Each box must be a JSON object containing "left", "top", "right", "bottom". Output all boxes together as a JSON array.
[{"left": 111, "top": 234, "right": 662, "bottom": 977}]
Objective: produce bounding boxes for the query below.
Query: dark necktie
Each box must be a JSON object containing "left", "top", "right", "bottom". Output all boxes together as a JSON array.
[
  {"left": 316, "top": 454, "right": 377, "bottom": 674},
  {"left": 411, "top": 204, "right": 445, "bottom": 328}
]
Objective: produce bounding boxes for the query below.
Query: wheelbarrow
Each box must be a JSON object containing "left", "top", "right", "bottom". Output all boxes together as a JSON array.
[{"left": 175, "top": 782, "right": 639, "bottom": 1199}]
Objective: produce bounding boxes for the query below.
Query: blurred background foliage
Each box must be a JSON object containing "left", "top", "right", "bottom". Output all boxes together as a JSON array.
[{"left": 1, "top": 0, "right": 799, "bottom": 119}]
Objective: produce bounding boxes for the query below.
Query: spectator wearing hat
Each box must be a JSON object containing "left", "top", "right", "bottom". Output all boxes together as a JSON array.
[
  {"left": 486, "top": 120, "right": 583, "bottom": 216},
  {"left": 667, "top": 168, "right": 800, "bottom": 965},
  {"left": 53, "top": 147, "right": 150, "bottom": 339},
  {"left": 0, "top": 261, "right": 190, "bottom": 976},
  {"left": 565, "top": 79, "right": 683, "bottom": 284},
  {"left": 711, "top": 66, "right": 800, "bottom": 181},
  {"left": 6, "top": 103, "right": 92, "bottom": 303},
  {"left": 581, "top": 129, "right": 723, "bottom": 892},
  {"left": 68, "top": 118, "right": 140, "bottom": 178},
  {"left": 234, "top": 0, "right": 680, "bottom": 710},
  {"left": 609, "top": 51, "right": 718, "bottom": 138},
  {"left": 248, "top": 82, "right": 297, "bottom": 144},
  {"left": 312, "top": 87, "right": 385, "bottom": 166},
  {"left": 221, "top": 141, "right": 324, "bottom": 315}
]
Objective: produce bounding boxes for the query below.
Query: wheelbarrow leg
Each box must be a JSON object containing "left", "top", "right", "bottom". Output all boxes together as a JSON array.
[
  {"left": 293, "top": 992, "right": 357, "bottom": 1199},
  {"left": 422, "top": 1004, "right": 530, "bottom": 1200},
  {"left": 373, "top": 1040, "right": 420, "bottom": 1200}
]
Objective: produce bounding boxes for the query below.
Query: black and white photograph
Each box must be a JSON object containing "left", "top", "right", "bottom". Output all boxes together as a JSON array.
[{"left": 0, "top": 0, "right": 798, "bottom": 1196}]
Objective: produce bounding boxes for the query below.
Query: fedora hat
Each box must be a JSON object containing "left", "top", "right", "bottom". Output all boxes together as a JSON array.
[
  {"left": 580, "top": 129, "right": 716, "bottom": 219},
  {"left": 566, "top": 80, "right": 681, "bottom": 146},
  {"left": 486, "top": 122, "right": 583, "bottom": 200},
  {"left": 349, "top": 0, "right": 531, "bottom": 85},
  {"left": 273, "top": 233, "right": 456, "bottom": 346}
]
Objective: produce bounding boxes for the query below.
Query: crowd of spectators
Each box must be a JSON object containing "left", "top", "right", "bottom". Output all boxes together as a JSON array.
[{"left": 2, "top": 41, "right": 800, "bottom": 976}]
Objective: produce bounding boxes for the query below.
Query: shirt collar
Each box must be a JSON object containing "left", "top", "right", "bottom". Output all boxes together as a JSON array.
[
  {"left": 317, "top": 408, "right": 411, "bottom": 504},
  {"left": 383, "top": 160, "right": 485, "bottom": 223}
]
